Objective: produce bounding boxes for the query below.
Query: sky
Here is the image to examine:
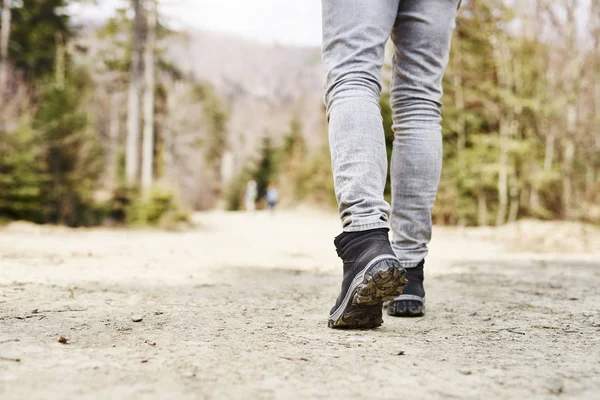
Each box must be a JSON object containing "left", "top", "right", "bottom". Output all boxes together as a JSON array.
[
  {"left": 69, "top": 1, "right": 593, "bottom": 48},
  {"left": 69, "top": 0, "right": 323, "bottom": 47}
]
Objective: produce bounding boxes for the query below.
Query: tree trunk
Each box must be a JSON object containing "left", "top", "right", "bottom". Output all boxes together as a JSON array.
[
  {"left": 529, "top": 157, "right": 543, "bottom": 216},
  {"left": 585, "top": 160, "right": 594, "bottom": 198},
  {"left": 107, "top": 91, "right": 121, "bottom": 190},
  {"left": 529, "top": 185, "right": 540, "bottom": 214},
  {"left": 543, "top": 131, "right": 555, "bottom": 173},
  {"left": 562, "top": 1, "right": 580, "bottom": 221},
  {"left": 126, "top": 0, "right": 143, "bottom": 185},
  {"left": 452, "top": 46, "right": 467, "bottom": 227},
  {"left": 562, "top": 138, "right": 575, "bottom": 220},
  {"left": 55, "top": 33, "right": 65, "bottom": 89},
  {"left": 508, "top": 171, "right": 520, "bottom": 223},
  {"left": 477, "top": 192, "right": 488, "bottom": 227},
  {"left": 490, "top": 34, "right": 514, "bottom": 226},
  {"left": 141, "top": 0, "right": 157, "bottom": 195},
  {"left": 453, "top": 44, "right": 466, "bottom": 160},
  {"left": 509, "top": 49, "right": 523, "bottom": 225},
  {"left": 0, "top": 0, "right": 12, "bottom": 109},
  {"left": 596, "top": 82, "right": 600, "bottom": 150},
  {"left": 496, "top": 119, "right": 509, "bottom": 226}
]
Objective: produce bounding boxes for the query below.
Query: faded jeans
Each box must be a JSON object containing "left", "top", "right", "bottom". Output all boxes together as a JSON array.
[{"left": 322, "top": 0, "right": 460, "bottom": 268}]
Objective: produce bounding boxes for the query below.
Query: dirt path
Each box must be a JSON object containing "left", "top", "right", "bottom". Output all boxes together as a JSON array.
[{"left": 1, "top": 211, "right": 599, "bottom": 399}]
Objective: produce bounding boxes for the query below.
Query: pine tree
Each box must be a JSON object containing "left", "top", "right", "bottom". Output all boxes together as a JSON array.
[
  {"left": 0, "top": 125, "right": 46, "bottom": 222},
  {"left": 0, "top": 0, "right": 103, "bottom": 226},
  {"left": 34, "top": 70, "right": 103, "bottom": 226},
  {"left": 9, "top": 0, "right": 71, "bottom": 81},
  {"left": 253, "top": 137, "right": 279, "bottom": 202}
]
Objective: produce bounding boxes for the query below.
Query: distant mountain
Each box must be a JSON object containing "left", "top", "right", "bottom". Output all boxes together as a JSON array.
[{"left": 167, "top": 29, "right": 326, "bottom": 148}]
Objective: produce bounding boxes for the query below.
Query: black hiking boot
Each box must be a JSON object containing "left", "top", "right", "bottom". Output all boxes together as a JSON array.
[
  {"left": 386, "top": 260, "right": 425, "bottom": 317},
  {"left": 328, "top": 228, "right": 407, "bottom": 329}
]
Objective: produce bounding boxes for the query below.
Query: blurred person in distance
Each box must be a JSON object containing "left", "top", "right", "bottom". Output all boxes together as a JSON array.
[{"left": 266, "top": 184, "right": 279, "bottom": 214}]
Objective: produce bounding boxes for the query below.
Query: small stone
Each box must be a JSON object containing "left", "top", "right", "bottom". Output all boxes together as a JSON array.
[
  {"left": 459, "top": 369, "right": 472, "bottom": 375},
  {"left": 547, "top": 381, "right": 564, "bottom": 395},
  {"left": 131, "top": 315, "right": 143, "bottom": 322},
  {"left": 58, "top": 336, "right": 68, "bottom": 344}
]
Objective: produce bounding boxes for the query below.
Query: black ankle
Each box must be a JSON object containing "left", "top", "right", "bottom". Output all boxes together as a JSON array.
[
  {"left": 403, "top": 260, "right": 425, "bottom": 298},
  {"left": 334, "top": 228, "right": 391, "bottom": 261}
]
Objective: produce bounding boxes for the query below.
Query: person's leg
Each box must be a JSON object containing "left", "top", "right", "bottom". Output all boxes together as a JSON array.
[
  {"left": 322, "top": 0, "right": 406, "bottom": 329},
  {"left": 387, "top": 0, "right": 460, "bottom": 316},
  {"left": 323, "top": 0, "right": 399, "bottom": 231}
]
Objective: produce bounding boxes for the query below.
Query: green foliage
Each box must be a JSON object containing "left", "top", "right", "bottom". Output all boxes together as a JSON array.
[
  {"left": 294, "top": 145, "right": 336, "bottom": 207},
  {"left": 283, "top": 119, "right": 304, "bottom": 155},
  {"left": 0, "top": 86, "right": 104, "bottom": 226},
  {"left": 224, "top": 135, "right": 281, "bottom": 211},
  {"left": 106, "top": 185, "right": 137, "bottom": 223},
  {"left": 32, "top": 74, "right": 104, "bottom": 226},
  {"left": 193, "top": 83, "right": 228, "bottom": 168},
  {"left": 436, "top": 134, "right": 501, "bottom": 225},
  {"left": 0, "top": 1, "right": 104, "bottom": 227},
  {"left": 97, "top": 6, "right": 181, "bottom": 77},
  {"left": 253, "top": 137, "right": 279, "bottom": 200},
  {"left": 280, "top": 118, "right": 307, "bottom": 199},
  {"left": 124, "top": 186, "right": 190, "bottom": 229},
  {"left": 430, "top": 0, "right": 570, "bottom": 226},
  {"left": 225, "top": 119, "right": 336, "bottom": 211},
  {"left": 224, "top": 117, "right": 335, "bottom": 210},
  {"left": 8, "top": 0, "right": 72, "bottom": 81},
  {"left": 0, "top": 126, "right": 46, "bottom": 223},
  {"left": 380, "top": 93, "right": 394, "bottom": 202},
  {"left": 0, "top": 0, "right": 192, "bottom": 228},
  {"left": 224, "top": 169, "right": 253, "bottom": 211},
  {"left": 105, "top": 185, "right": 189, "bottom": 228},
  {"left": 280, "top": 119, "right": 335, "bottom": 207}
]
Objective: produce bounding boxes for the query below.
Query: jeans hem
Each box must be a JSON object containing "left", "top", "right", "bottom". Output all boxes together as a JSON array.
[
  {"left": 342, "top": 222, "right": 389, "bottom": 232},
  {"left": 397, "top": 260, "right": 423, "bottom": 268}
]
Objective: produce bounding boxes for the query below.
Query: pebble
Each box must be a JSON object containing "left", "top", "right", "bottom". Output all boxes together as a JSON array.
[{"left": 131, "top": 315, "right": 143, "bottom": 322}]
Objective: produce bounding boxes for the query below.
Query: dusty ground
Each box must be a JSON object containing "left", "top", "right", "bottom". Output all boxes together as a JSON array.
[{"left": 1, "top": 211, "right": 599, "bottom": 399}]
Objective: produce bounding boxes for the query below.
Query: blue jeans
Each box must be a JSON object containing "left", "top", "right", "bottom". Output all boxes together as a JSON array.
[{"left": 322, "top": 0, "right": 460, "bottom": 268}]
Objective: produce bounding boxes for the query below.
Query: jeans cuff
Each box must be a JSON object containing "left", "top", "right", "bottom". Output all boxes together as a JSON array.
[
  {"left": 342, "top": 222, "right": 389, "bottom": 232},
  {"left": 398, "top": 261, "right": 423, "bottom": 268}
]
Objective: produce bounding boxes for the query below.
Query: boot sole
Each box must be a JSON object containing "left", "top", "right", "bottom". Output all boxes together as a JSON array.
[
  {"left": 387, "top": 296, "right": 425, "bottom": 317},
  {"left": 328, "top": 257, "right": 407, "bottom": 329}
]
